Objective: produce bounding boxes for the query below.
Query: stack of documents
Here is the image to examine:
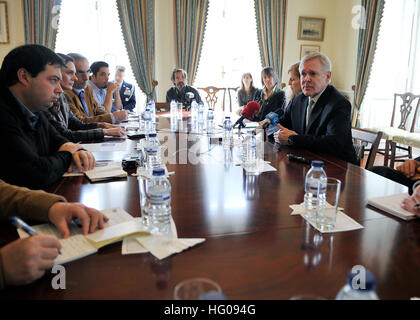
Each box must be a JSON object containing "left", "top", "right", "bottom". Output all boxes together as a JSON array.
[{"left": 84, "top": 163, "right": 127, "bottom": 182}]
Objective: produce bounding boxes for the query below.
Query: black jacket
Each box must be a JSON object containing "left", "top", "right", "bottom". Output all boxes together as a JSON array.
[
  {"left": 44, "top": 95, "right": 104, "bottom": 143},
  {"left": 253, "top": 88, "right": 285, "bottom": 121},
  {"left": 165, "top": 85, "right": 203, "bottom": 107},
  {"left": 279, "top": 85, "right": 358, "bottom": 164},
  {"left": 0, "top": 86, "right": 72, "bottom": 189}
]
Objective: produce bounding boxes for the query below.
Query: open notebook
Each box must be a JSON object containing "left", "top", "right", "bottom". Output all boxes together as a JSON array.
[
  {"left": 367, "top": 193, "right": 418, "bottom": 221},
  {"left": 63, "top": 161, "right": 127, "bottom": 182},
  {"left": 17, "top": 208, "right": 148, "bottom": 264}
]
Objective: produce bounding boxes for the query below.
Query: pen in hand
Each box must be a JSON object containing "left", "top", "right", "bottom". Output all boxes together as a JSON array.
[{"left": 10, "top": 216, "right": 62, "bottom": 255}]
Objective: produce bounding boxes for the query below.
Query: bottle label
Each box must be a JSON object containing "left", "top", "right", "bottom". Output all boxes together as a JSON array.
[{"left": 149, "top": 193, "right": 171, "bottom": 205}]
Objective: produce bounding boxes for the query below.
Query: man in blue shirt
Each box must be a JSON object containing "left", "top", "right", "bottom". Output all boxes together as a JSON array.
[
  {"left": 89, "top": 61, "right": 123, "bottom": 113},
  {"left": 115, "top": 65, "right": 136, "bottom": 112}
]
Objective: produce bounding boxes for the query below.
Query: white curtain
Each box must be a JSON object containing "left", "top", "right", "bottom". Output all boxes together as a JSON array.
[{"left": 360, "top": 0, "right": 420, "bottom": 129}]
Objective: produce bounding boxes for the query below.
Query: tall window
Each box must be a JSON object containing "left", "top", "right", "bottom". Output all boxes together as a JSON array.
[
  {"left": 194, "top": 0, "right": 262, "bottom": 106},
  {"left": 55, "top": 0, "right": 146, "bottom": 111},
  {"left": 360, "top": 0, "right": 420, "bottom": 129}
]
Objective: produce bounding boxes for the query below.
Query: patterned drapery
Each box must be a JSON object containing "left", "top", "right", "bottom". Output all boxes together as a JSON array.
[
  {"left": 117, "top": 0, "right": 156, "bottom": 100},
  {"left": 22, "top": 0, "right": 62, "bottom": 49},
  {"left": 353, "top": 0, "right": 385, "bottom": 127},
  {"left": 254, "top": 0, "right": 287, "bottom": 81},
  {"left": 174, "top": 0, "right": 209, "bottom": 85}
]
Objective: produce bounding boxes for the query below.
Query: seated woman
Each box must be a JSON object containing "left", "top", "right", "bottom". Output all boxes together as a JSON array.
[
  {"left": 271, "top": 62, "right": 302, "bottom": 143},
  {"left": 253, "top": 67, "right": 285, "bottom": 122},
  {"left": 236, "top": 73, "right": 257, "bottom": 115},
  {"left": 284, "top": 62, "right": 302, "bottom": 107}
]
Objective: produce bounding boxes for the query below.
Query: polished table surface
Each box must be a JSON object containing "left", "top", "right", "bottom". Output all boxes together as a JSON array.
[{"left": 1, "top": 114, "right": 420, "bottom": 300}]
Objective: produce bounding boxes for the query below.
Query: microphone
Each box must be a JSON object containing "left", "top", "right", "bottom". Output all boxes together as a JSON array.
[
  {"left": 253, "top": 110, "right": 283, "bottom": 134},
  {"left": 233, "top": 101, "right": 261, "bottom": 128}
]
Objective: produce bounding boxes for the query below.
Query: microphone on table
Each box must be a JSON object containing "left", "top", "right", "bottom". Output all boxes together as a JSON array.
[
  {"left": 233, "top": 101, "right": 261, "bottom": 129},
  {"left": 253, "top": 109, "right": 283, "bottom": 134}
]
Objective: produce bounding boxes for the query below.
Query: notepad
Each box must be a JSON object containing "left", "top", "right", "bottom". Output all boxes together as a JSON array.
[
  {"left": 81, "top": 141, "right": 128, "bottom": 152},
  {"left": 17, "top": 208, "right": 149, "bottom": 264},
  {"left": 367, "top": 193, "right": 418, "bottom": 221},
  {"left": 84, "top": 163, "right": 127, "bottom": 182}
]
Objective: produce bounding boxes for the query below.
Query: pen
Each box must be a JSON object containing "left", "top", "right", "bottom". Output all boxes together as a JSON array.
[{"left": 10, "top": 216, "right": 61, "bottom": 255}]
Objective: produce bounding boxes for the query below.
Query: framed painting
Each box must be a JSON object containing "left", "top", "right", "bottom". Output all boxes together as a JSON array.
[
  {"left": 300, "top": 44, "right": 321, "bottom": 59},
  {"left": 0, "top": 1, "right": 9, "bottom": 44},
  {"left": 298, "top": 17, "right": 325, "bottom": 41}
]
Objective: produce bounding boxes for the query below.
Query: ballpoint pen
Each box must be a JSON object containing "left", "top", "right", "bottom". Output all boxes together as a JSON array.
[{"left": 10, "top": 216, "right": 61, "bottom": 255}]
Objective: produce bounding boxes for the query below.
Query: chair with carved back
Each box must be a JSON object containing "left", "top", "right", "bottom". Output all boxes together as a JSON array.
[
  {"left": 367, "top": 93, "right": 420, "bottom": 168},
  {"left": 227, "top": 87, "right": 240, "bottom": 113},
  {"left": 198, "top": 86, "right": 227, "bottom": 112}
]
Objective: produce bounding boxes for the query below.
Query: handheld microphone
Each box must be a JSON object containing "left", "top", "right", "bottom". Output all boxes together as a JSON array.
[
  {"left": 233, "top": 101, "right": 261, "bottom": 128},
  {"left": 253, "top": 111, "right": 282, "bottom": 134}
]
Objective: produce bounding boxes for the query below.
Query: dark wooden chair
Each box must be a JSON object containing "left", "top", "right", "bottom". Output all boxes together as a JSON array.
[
  {"left": 227, "top": 87, "right": 239, "bottom": 112},
  {"left": 352, "top": 127, "right": 383, "bottom": 169},
  {"left": 155, "top": 102, "right": 170, "bottom": 112},
  {"left": 198, "top": 86, "right": 227, "bottom": 112}
]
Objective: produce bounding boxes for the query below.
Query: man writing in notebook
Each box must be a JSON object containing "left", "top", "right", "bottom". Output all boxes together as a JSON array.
[
  {"left": 0, "top": 179, "right": 109, "bottom": 289},
  {"left": 0, "top": 44, "right": 95, "bottom": 189}
]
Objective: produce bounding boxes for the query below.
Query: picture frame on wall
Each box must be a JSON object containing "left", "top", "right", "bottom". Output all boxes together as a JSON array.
[
  {"left": 0, "top": 1, "right": 9, "bottom": 44},
  {"left": 298, "top": 17, "right": 325, "bottom": 41},
  {"left": 300, "top": 45, "right": 321, "bottom": 59}
]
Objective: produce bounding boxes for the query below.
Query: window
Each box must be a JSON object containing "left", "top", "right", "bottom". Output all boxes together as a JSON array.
[
  {"left": 360, "top": 0, "right": 420, "bottom": 130},
  {"left": 55, "top": 0, "right": 146, "bottom": 112},
  {"left": 194, "top": 0, "right": 262, "bottom": 109}
]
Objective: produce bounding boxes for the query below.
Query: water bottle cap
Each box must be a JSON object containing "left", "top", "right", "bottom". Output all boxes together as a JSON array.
[
  {"left": 145, "top": 107, "right": 150, "bottom": 111},
  {"left": 225, "top": 116, "right": 231, "bottom": 119},
  {"left": 208, "top": 108, "right": 213, "bottom": 111},
  {"left": 311, "top": 160, "right": 324, "bottom": 168},
  {"left": 152, "top": 168, "right": 165, "bottom": 176},
  {"left": 148, "top": 133, "right": 157, "bottom": 138},
  {"left": 347, "top": 269, "right": 376, "bottom": 291},
  {"left": 248, "top": 130, "right": 255, "bottom": 135},
  {"left": 198, "top": 291, "right": 228, "bottom": 300}
]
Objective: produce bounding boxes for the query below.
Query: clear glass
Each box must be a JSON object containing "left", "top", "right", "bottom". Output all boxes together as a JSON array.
[
  {"left": 174, "top": 278, "right": 222, "bottom": 300},
  {"left": 177, "top": 102, "right": 183, "bottom": 120},
  {"left": 316, "top": 178, "right": 341, "bottom": 232},
  {"left": 138, "top": 177, "right": 149, "bottom": 226}
]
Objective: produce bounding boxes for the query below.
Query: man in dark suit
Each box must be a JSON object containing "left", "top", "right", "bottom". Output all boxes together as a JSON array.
[
  {"left": 115, "top": 65, "right": 136, "bottom": 112},
  {"left": 276, "top": 52, "right": 357, "bottom": 164}
]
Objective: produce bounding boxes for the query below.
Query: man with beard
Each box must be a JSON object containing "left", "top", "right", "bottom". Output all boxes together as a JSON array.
[{"left": 165, "top": 68, "right": 202, "bottom": 109}]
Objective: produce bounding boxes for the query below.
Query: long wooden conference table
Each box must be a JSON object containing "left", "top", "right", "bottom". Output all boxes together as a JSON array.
[{"left": 1, "top": 113, "right": 419, "bottom": 300}]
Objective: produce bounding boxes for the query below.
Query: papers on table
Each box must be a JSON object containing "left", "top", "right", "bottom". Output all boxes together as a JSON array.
[
  {"left": 84, "top": 163, "right": 127, "bottom": 182},
  {"left": 81, "top": 141, "right": 128, "bottom": 152},
  {"left": 63, "top": 161, "right": 121, "bottom": 177},
  {"left": 17, "top": 208, "right": 147, "bottom": 265},
  {"left": 290, "top": 202, "right": 364, "bottom": 233},
  {"left": 367, "top": 193, "right": 418, "bottom": 221},
  {"left": 237, "top": 159, "right": 277, "bottom": 174}
]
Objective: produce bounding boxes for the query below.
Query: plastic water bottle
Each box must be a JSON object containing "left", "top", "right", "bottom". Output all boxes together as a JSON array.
[
  {"left": 336, "top": 269, "right": 379, "bottom": 300},
  {"left": 207, "top": 108, "right": 214, "bottom": 133},
  {"left": 149, "top": 99, "right": 156, "bottom": 123},
  {"left": 243, "top": 130, "right": 256, "bottom": 169},
  {"left": 304, "top": 161, "right": 327, "bottom": 221},
  {"left": 191, "top": 99, "right": 198, "bottom": 123},
  {"left": 144, "top": 133, "right": 161, "bottom": 170},
  {"left": 198, "top": 102, "right": 205, "bottom": 124},
  {"left": 170, "top": 99, "right": 177, "bottom": 119},
  {"left": 146, "top": 168, "right": 172, "bottom": 235},
  {"left": 223, "top": 116, "right": 233, "bottom": 147},
  {"left": 143, "top": 107, "right": 153, "bottom": 133}
]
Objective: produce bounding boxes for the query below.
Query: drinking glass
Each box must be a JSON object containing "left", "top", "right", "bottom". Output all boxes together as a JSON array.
[
  {"left": 174, "top": 278, "right": 226, "bottom": 300},
  {"left": 316, "top": 178, "right": 341, "bottom": 232}
]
